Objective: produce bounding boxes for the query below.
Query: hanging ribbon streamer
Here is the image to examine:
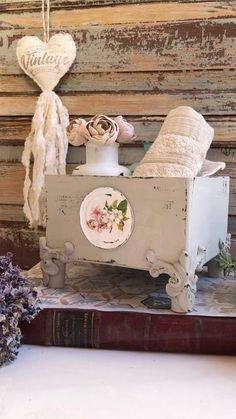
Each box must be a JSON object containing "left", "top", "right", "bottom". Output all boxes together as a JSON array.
[{"left": 16, "top": 0, "right": 76, "bottom": 227}]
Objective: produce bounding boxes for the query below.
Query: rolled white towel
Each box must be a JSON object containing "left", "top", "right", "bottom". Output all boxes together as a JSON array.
[{"left": 133, "top": 106, "right": 225, "bottom": 177}]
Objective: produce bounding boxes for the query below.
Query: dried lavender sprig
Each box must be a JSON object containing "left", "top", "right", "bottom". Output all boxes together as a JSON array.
[{"left": 0, "top": 253, "right": 40, "bottom": 366}]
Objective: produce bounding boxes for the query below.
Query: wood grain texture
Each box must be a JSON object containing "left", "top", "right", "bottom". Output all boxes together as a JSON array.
[
  {"left": 1, "top": 93, "right": 236, "bottom": 117},
  {"left": 2, "top": 2, "right": 236, "bottom": 28},
  {"left": 228, "top": 216, "right": 236, "bottom": 236},
  {"left": 1, "top": 69, "right": 236, "bottom": 94},
  {"left": 0, "top": 205, "right": 26, "bottom": 222},
  {"left": 1, "top": 116, "right": 236, "bottom": 146},
  {"left": 0, "top": 0, "right": 228, "bottom": 13},
  {"left": 0, "top": 151, "right": 235, "bottom": 215},
  {"left": 0, "top": 223, "right": 42, "bottom": 269},
  {"left": 0, "top": 143, "right": 235, "bottom": 164},
  {"left": 0, "top": 163, "right": 74, "bottom": 205},
  {"left": 1, "top": 20, "right": 236, "bottom": 74},
  {"left": 0, "top": 0, "right": 235, "bottom": 260}
]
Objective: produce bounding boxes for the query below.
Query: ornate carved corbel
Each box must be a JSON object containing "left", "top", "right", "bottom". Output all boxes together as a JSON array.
[
  {"left": 146, "top": 246, "right": 206, "bottom": 313},
  {"left": 39, "top": 237, "right": 74, "bottom": 288}
]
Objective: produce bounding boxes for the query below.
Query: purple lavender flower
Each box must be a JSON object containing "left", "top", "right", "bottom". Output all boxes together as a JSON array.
[{"left": 0, "top": 253, "right": 40, "bottom": 366}]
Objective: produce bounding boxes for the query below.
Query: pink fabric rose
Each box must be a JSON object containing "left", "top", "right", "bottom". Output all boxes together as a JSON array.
[
  {"left": 84, "top": 115, "right": 119, "bottom": 146},
  {"left": 114, "top": 116, "right": 136, "bottom": 143},
  {"left": 67, "top": 118, "right": 87, "bottom": 146}
]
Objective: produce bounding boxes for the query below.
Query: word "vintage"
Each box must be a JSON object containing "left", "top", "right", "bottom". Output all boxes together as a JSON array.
[{"left": 21, "top": 51, "right": 71, "bottom": 71}]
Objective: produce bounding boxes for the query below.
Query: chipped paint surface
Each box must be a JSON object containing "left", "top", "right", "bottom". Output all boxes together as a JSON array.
[
  {"left": 0, "top": 225, "right": 43, "bottom": 268},
  {"left": 0, "top": 0, "right": 235, "bottom": 256},
  {"left": 45, "top": 176, "right": 227, "bottom": 271},
  {"left": 0, "top": 19, "right": 235, "bottom": 74}
]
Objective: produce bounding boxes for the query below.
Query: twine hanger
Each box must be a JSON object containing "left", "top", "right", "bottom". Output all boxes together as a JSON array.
[{"left": 42, "top": 0, "right": 50, "bottom": 42}]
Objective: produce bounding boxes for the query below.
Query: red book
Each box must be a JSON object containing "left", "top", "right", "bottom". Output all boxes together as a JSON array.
[{"left": 21, "top": 263, "right": 236, "bottom": 355}]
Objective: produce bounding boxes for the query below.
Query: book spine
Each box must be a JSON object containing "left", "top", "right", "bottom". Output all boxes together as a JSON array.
[{"left": 20, "top": 308, "right": 236, "bottom": 355}]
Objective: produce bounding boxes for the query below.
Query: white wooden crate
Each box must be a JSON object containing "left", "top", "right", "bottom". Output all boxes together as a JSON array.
[{"left": 40, "top": 175, "right": 229, "bottom": 313}]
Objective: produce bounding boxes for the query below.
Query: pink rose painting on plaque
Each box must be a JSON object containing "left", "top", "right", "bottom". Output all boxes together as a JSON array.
[{"left": 80, "top": 187, "right": 134, "bottom": 249}]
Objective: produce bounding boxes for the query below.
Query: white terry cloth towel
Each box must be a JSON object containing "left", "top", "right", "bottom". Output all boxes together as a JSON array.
[{"left": 133, "top": 106, "right": 225, "bottom": 177}]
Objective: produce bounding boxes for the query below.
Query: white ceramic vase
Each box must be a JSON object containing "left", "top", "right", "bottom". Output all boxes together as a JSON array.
[{"left": 72, "top": 142, "right": 131, "bottom": 176}]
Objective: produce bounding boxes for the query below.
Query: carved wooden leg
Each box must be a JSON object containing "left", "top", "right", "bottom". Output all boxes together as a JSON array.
[
  {"left": 146, "top": 247, "right": 206, "bottom": 313},
  {"left": 40, "top": 258, "right": 66, "bottom": 288},
  {"left": 39, "top": 237, "right": 74, "bottom": 288},
  {"left": 165, "top": 262, "right": 197, "bottom": 313}
]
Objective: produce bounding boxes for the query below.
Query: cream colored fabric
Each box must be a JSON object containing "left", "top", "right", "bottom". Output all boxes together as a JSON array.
[
  {"left": 133, "top": 106, "right": 225, "bottom": 178},
  {"left": 17, "top": 29, "right": 76, "bottom": 228},
  {"left": 198, "top": 159, "right": 225, "bottom": 177},
  {"left": 16, "top": 33, "right": 76, "bottom": 92},
  {"left": 22, "top": 91, "right": 69, "bottom": 228}
]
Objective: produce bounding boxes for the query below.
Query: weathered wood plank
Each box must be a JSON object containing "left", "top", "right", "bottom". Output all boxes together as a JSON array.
[
  {"left": 228, "top": 215, "right": 236, "bottom": 235},
  {"left": 0, "top": 224, "right": 42, "bottom": 269},
  {"left": 1, "top": 158, "right": 236, "bottom": 214},
  {"left": 219, "top": 165, "right": 236, "bottom": 216},
  {"left": 0, "top": 163, "right": 25, "bottom": 205},
  {"left": 0, "top": 118, "right": 31, "bottom": 143},
  {"left": 1, "top": 19, "right": 235, "bottom": 74},
  {"left": 0, "top": 143, "right": 235, "bottom": 165},
  {"left": 1, "top": 69, "right": 235, "bottom": 94},
  {"left": 0, "top": 0, "right": 235, "bottom": 264},
  {"left": 0, "top": 145, "right": 23, "bottom": 161},
  {"left": 0, "top": 93, "right": 235, "bottom": 117},
  {"left": 1, "top": 2, "right": 236, "bottom": 28},
  {"left": 0, "top": 144, "right": 134, "bottom": 163},
  {"left": 207, "top": 148, "right": 236, "bottom": 163},
  {"left": 0, "top": 0, "right": 226, "bottom": 13},
  {"left": 0, "top": 204, "right": 26, "bottom": 222},
  {"left": 0, "top": 163, "right": 74, "bottom": 205},
  {"left": 1, "top": 143, "right": 236, "bottom": 164},
  {"left": 1, "top": 117, "right": 236, "bottom": 146}
]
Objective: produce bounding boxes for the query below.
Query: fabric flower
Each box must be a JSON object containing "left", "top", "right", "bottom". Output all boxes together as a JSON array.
[
  {"left": 67, "top": 118, "right": 87, "bottom": 146},
  {"left": 114, "top": 116, "right": 136, "bottom": 143},
  {"left": 84, "top": 115, "right": 119, "bottom": 146}
]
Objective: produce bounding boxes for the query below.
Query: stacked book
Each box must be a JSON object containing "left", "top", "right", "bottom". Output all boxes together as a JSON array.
[{"left": 21, "top": 262, "right": 236, "bottom": 355}]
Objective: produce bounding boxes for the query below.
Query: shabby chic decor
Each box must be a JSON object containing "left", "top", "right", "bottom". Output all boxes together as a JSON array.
[
  {"left": 40, "top": 175, "right": 229, "bottom": 313},
  {"left": 80, "top": 187, "right": 134, "bottom": 248},
  {"left": 133, "top": 106, "right": 225, "bottom": 178},
  {"left": 72, "top": 142, "right": 131, "bottom": 176},
  {"left": 67, "top": 114, "right": 136, "bottom": 146},
  {"left": 67, "top": 114, "right": 134, "bottom": 176},
  {"left": 17, "top": 0, "right": 76, "bottom": 228}
]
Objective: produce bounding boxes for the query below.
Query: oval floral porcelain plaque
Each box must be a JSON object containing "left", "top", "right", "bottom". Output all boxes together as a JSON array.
[{"left": 80, "top": 187, "right": 134, "bottom": 249}]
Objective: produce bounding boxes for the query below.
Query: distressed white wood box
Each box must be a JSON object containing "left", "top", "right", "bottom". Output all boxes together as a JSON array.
[{"left": 40, "top": 175, "right": 229, "bottom": 313}]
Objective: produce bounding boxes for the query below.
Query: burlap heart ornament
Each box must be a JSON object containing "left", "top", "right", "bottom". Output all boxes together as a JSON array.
[
  {"left": 17, "top": 32, "right": 76, "bottom": 228},
  {"left": 16, "top": 33, "right": 76, "bottom": 91}
]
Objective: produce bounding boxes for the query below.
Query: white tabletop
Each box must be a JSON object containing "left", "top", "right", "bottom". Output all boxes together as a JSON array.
[{"left": 0, "top": 345, "right": 235, "bottom": 419}]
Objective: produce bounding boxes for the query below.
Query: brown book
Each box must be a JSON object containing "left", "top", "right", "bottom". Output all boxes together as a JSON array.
[{"left": 21, "top": 262, "right": 236, "bottom": 355}]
